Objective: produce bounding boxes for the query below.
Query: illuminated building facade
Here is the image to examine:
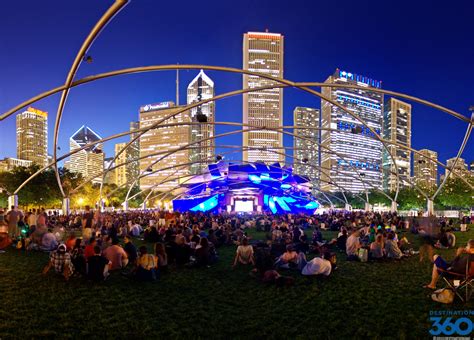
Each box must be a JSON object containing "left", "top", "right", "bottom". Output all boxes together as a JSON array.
[
  {"left": 443, "top": 157, "right": 469, "bottom": 180},
  {"left": 382, "top": 98, "right": 412, "bottom": 191},
  {"left": 243, "top": 31, "right": 284, "bottom": 164},
  {"left": 126, "top": 121, "right": 140, "bottom": 188},
  {"left": 0, "top": 158, "right": 33, "bottom": 172},
  {"left": 413, "top": 149, "right": 438, "bottom": 189},
  {"left": 139, "top": 102, "right": 191, "bottom": 192},
  {"left": 103, "top": 157, "right": 115, "bottom": 185},
  {"left": 16, "top": 107, "right": 48, "bottom": 166},
  {"left": 293, "top": 107, "right": 320, "bottom": 190},
  {"left": 187, "top": 70, "right": 215, "bottom": 175},
  {"left": 115, "top": 143, "right": 127, "bottom": 187},
  {"left": 321, "top": 70, "right": 383, "bottom": 193},
  {"left": 68, "top": 125, "right": 104, "bottom": 184}
]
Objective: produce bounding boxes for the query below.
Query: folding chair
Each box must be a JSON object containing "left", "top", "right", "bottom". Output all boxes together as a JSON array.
[{"left": 439, "top": 254, "right": 474, "bottom": 303}]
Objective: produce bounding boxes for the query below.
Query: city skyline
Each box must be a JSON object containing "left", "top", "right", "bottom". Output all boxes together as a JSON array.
[{"left": 0, "top": 0, "right": 472, "bottom": 175}]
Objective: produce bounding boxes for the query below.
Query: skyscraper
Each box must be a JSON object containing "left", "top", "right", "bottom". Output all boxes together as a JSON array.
[
  {"left": 320, "top": 70, "right": 383, "bottom": 193},
  {"left": 126, "top": 121, "right": 140, "bottom": 188},
  {"left": 444, "top": 157, "right": 469, "bottom": 179},
  {"left": 139, "top": 101, "right": 191, "bottom": 192},
  {"left": 67, "top": 125, "right": 104, "bottom": 184},
  {"left": 242, "top": 31, "right": 284, "bottom": 164},
  {"left": 115, "top": 143, "right": 128, "bottom": 187},
  {"left": 16, "top": 106, "right": 48, "bottom": 166},
  {"left": 187, "top": 70, "right": 215, "bottom": 175},
  {"left": 413, "top": 149, "right": 438, "bottom": 189},
  {"left": 470, "top": 161, "right": 474, "bottom": 176},
  {"left": 103, "top": 157, "right": 115, "bottom": 185},
  {"left": 293, "top": 107, "right": 320, "bottom": 189},
  {"left": 382, "top": 98, "right": 412, "bottom": 192}
]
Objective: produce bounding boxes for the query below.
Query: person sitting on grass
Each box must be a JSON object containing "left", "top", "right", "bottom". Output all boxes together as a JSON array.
[
  {"left": 194, "top": 237, "right": 211, "bottom": 267},
  {"left": 300, "top": 251, "right": 336, "bottom": 277},
  {"left": 123, "top": 235, "right": 138, "bottom": 266},
  {"left": 233, "top": 237, "right": 254, "bottom": 268},
  {"left": 346, "top": 229, "right": 362, "bottom": 261},
  {"left": 385, "top": 232, "right": 404, "bottom": 259},
  {"left": 336, "top": 228, "right": 348, "bottom": 252},
  {"left": 103, "top": 237, "right": 129, "bottom": 270},
  {"left": 84, "top": 237, "right": 97, "bottom": 260},
  {"left": 87, "top": 245, "right": 112, "bottom": 281},
  {"left": 424, "top": 239, "right": 474, "bottom": 289},
  {"left": 135, "top": 246, "right": 158, "bottom": 281},
  {"left": 65, "top": 232, "right": 77, "bottom": 252},
  {"left": 71, "top": 238, "right": 87, "bottom": 276},
  {"left": 369, "top": 234, "right": 385, "bottom": 260},
  {"left": 42, "top": 244, "right": 74, "bottom": 281},
  {"left": 274, "top": 244, "right": 300, "bottom": 269},
  {"left": 154, "top": 243, "right": 168, "bottom": 272},
  {"left": 435, "top": 228, "right": 456, "bottom": 249}
]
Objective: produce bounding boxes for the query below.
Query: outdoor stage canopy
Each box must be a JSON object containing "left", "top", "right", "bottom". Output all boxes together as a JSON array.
[{"left": 172, "top": 162, "right": 320, "bottom": 214}]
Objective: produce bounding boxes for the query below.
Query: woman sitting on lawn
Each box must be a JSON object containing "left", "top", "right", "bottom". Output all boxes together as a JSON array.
[
  {"left": 384, "top": 232, "right": 403, "bottom": 259},
  {"left": 154, "top": 242, "right": 168, "bottom": 272},
  {"left": 135, "top": 246, "right": 158, "bottom": 281},
  {"left": 369, "top": 234, "right": 385, "bottom": 259},
  {"left": 233, "top": 237, "right": 254, "bottom": 268}
]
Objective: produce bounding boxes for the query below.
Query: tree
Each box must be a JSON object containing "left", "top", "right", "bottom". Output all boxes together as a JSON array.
[{"left": 436, "top": 177, "right": 474, "bottom": 210}]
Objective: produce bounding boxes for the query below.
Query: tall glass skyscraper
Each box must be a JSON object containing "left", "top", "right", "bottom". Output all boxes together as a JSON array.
[
  {"left": 382, "top": 98, "right": 412, "bottom": 192},
  {"left": 293, "top": 107, "right": 320, "bottom": 190},
  {"left": 413, "top": 149, "right": 438, "bottom": 189},
  {"left": 16, "top": 107, "right": 48, "bottom": 167},
  {"left": 139, "top": 101, "right": 190, "bottom": 192},
  {"left": 127, "top": 121, "right": 140, "bottom": 188},
  {"left": 187, "top": 70, "right": 215, "bottom": 175},
  {"left": 242, "top": 31, "right": 284, "bottom": 164},
  {"left": 67, "top": 125, "right": 104, "bottom": 184},
  {"left": 321, "top": 70, "right": 383, "bottom": 193}
]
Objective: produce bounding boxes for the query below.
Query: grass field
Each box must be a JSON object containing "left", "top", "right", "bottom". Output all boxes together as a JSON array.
[{"left": 0, "top": 229, "right": 473, "bottom": 339}]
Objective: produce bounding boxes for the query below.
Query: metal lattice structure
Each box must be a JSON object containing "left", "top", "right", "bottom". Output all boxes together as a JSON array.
[{"left": 2, "top": 0, "right": 473, "bottom": 215}]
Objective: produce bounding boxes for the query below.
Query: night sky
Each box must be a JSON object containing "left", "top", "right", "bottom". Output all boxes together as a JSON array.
[{"left": 1, "top": 0, "right": 473, "bottom": 172}]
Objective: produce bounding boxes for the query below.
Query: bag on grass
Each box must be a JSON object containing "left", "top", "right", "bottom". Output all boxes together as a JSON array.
[
  {"left": 431, "top": 288, "right": 454, "bottom": 304},
  {"left": 358, "top": 248, "right": 368, "bottom": 262}
]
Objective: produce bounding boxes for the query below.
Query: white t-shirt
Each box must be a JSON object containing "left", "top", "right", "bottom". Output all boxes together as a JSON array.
[
  {"left": 301, "top": 257, "right": 332, "bottom": 276},
  {"left": 346, "top": 234, "right": 360, "bottom": 256}
]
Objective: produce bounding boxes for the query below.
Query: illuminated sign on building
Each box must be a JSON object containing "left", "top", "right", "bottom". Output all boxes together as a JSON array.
[
  {"left": 26, "top": 107, "right": 48, "bottom": 117},
  {"left": 338, "top": 70, "right": 382, "bottom": 88},
  {"left": 140, "top": 102, "right": 173, "bottom": 112}
]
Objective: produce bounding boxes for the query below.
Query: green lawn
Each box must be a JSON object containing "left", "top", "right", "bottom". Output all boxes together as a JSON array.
[{"left": 0, "top": 229, "right": 473, "bottom": 339}]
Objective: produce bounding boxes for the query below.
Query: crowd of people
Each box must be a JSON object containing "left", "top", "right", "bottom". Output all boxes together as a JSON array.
[{"left": 0, "top": 204, "right": 472, "bottom": 291}]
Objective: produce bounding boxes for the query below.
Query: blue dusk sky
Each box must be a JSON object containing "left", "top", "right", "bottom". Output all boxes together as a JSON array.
[{"left": 0, "top": 0, "right": 473, "bottom": 171}]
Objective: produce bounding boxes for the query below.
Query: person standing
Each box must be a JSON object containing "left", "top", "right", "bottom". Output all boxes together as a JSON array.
[{"left": 5, "top": 206, "right": 23, "bottom": 239}]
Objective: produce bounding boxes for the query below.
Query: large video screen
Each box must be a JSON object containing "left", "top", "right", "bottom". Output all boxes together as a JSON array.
[{"left": 234, "top": 200, "right": 254, "bottom": 212}]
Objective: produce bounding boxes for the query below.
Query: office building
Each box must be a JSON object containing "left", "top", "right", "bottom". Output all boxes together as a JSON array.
[
  {"left": 67, "top": 125, "right": 104, "bottom": 184},
  {"left": 413, "top": 149, "right": 438, "bottom": 189},
  {"left": 382, "top": 98, "right": 412, "bottom": 191},
  {"left": 293, "top": 107, "right": 320, "bottom": 189},
  {"left": 126, "top": 121, "right": 140, "bottom": 188},
  {"left": 16, "top": 107, "right": 48, "bottom": 166},
  {"left": 242, "top": 31, "right": 284, "bottom": 164},
  {"left": 103, "top": 157, "right": 115, "bottom": 185},
  {"left": 187, "top": 70, "right": 215, "bottom": 175},
  {"left": 470, "top": 161, "right": 474, "bottom": 176},
  {"left": 320, "top": 70, "right": 383, "bottom": 193},
  {"left": 444, "top": 157, "right": 469, "bottom": 180},
  {"left": 0, "top": 158, "right": 33, "bottom": 172},
  {"left": 115, "top": 143, "right": 128, "bottom": 187},
  {"left": 139, "top": 101, "right": 191, "bottom": 192}
]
